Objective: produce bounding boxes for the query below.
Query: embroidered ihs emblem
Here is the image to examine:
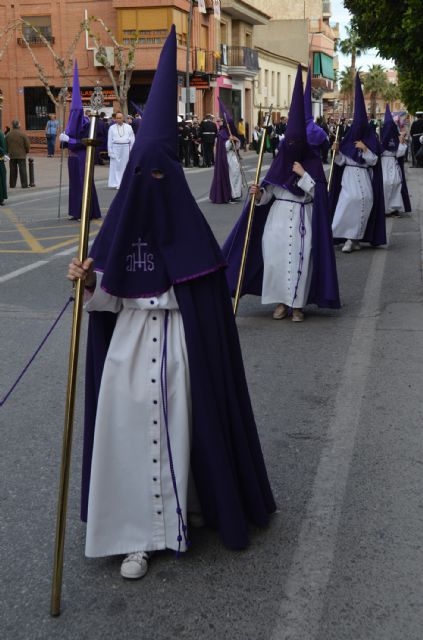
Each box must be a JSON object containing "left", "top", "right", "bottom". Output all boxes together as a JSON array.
[{"left": 126, "top": 238, "right": 155, "bottom": 272}]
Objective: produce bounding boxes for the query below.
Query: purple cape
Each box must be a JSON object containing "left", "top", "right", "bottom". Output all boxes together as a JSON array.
[
  {"left": 81, "top": 271, "right": 276, "bottom": 549},
  {"left": 222, "top": 178, "right": 340, "bottom": 309},
  {"left": 381, "top": 104, "right": 411, "bottom": 212},
  {"left": 65, "top": 61, "right": 101, "bottom": 219},
  {"left": 209, "top": 127, "right": 231, "bottom": 203},
  {"left": 398, "top": 156, "right": 412, "bottom": 212},
  {"left": 340, "top": 74, "right": 381, "bottom": 163},
  {"left": 81, "top": 27, "right": 276, "bottom": 549},
  {"left": 328, "top": 160, "right": 387, "bottom": 245}
]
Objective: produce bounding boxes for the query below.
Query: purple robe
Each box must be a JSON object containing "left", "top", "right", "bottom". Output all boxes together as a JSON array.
[
  {"left": 209, "top": 128, "right": 232, "bottom": 203},
  {"left": 80, "top": 27, "right": 276, "bottom": 550}
]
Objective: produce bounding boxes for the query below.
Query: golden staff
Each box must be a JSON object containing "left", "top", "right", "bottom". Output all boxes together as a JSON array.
[
  {"left": 233, "top": 105, "right": 273, "bottom": 316},
  {"left": 327, "top": 122, "right": 340, "bottom": 192},
  {"left": 223, "top": 113, "right": 249, "bottom": 190},
  {"left": 50, "top": 86, "right": 103, "bottom": 617}
]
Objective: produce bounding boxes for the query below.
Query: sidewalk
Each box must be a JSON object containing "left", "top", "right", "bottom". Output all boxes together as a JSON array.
[{"left": 18, "top": 153, "right": 110, "bottom": 190}]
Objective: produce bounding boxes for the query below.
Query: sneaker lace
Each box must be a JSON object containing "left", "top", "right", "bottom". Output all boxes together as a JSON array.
[{"left": 124, "top": 551, "right": 149, "bottom": 564}]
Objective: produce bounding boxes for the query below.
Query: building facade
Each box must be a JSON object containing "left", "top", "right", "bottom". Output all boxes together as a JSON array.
[
  {"left": 253, "top": 0, "right": 339, "bottom": 117},
  {"left": 0, "top": 0, "right": 221, "bottom": 140},
  {"left": 253, "top": 19, "right": 309, "bottom": 125}
]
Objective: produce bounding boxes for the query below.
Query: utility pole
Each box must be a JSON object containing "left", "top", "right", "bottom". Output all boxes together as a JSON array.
[{"left": 185, "top": 0, "right": 194, "bottom": 118}]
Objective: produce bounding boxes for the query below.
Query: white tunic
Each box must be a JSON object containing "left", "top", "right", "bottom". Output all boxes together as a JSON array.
[
  {"left": 85, "top": 274, "right": 192, "bottom": 557},
  {"left": 258, "top": 173, "right": 315, "bottom": 308},
  {"left": 107, "top": 123, "right": 135, "bottom": 188},
  {"left": 381, "top": 143, "right": 407, "bottom": 213},
  {"left": 332, "top": 148, "right": 378, "bottom": 240},
  {"left": 225, "top": 139, "right": 242, "bottom": 199}
]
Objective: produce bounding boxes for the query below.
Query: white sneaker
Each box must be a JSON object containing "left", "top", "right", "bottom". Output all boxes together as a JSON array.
[
  {"left": 120, "top": 551, "right": 150, "bottom": 580},
  {"left": 341, "top": 239, "right": 353, "bottom": 253}
]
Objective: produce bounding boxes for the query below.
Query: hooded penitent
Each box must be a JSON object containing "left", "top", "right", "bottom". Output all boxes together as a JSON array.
[
  {"left": 209, "top": 97, "right": 237, "bottom": 203},
  {"left": 340, "top": 72, "right": 381, "bottom": 163},
  {"left": 381, "top": 103, "right": 411, "bottom": 212},
  {"left": 304, "top": 69, "right": 328, "bottom": 148},
  {"left": 65, "top": 61, "right": 101, "bottom": 220},
  {"left": 222, "top": 65, "right": 340, "bottom": 309},
  {"left": 381, "top": 103, "right": 399, "bottom": 152},
  {"left": 329, "top": 72, "right": 386, "bottom": 245},
  {"left": 82, "top": 25, "right": 276, "bottom": 550}
]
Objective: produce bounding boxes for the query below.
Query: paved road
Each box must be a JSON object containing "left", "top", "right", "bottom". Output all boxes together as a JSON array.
[{"left": 1, "top": 156, "right": 423, "bottom": 639}]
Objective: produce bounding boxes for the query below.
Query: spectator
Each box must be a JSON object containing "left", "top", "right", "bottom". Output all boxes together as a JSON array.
[
  {"left": 6, "top": 120, "right": 30, "bottom": 189},
  {"left": 0, "top": 129, "right": 8, "bottom": 205},
  {"left": 45, "top": 113, "right": 59, "bottom": 157},
  {"left": 237, "top": 117, "right": 246, "bottom": 150}
]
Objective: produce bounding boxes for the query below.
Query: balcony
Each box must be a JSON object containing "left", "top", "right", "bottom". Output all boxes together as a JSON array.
[
  {"left": 17, "top": 35, "right": 55, "bottom": 46},
  {"left": 192, "top": 48, "right": 221, "bottom": 75},
  {"left": 220, "top": 45, "right": 259, "bottom": 77}
]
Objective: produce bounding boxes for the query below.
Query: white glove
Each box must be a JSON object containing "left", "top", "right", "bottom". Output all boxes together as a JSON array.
[{"left": 59, "top": 132, "right": 69, "bottom": 142}]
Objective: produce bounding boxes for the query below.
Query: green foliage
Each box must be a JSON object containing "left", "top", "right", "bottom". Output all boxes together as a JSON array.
[{"left": 345, "top": 0, "right": 423, "bottom": 111}]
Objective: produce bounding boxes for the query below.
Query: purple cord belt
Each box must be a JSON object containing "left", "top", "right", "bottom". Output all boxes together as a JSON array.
[{"left": 160, "top": 310, "right": 190, "bottom": 556}]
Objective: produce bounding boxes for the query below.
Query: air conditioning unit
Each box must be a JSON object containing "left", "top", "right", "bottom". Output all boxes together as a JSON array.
[{"left": 93, "top": 47, "right": 115, "bottom": 68}]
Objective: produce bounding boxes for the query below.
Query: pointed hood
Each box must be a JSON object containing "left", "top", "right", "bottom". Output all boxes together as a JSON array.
[
  {"left": 218, "top": 97, "right": 238, "bottom": 138},
  {"left": 65, "top": 61, "right": 88, "bottom": 141},
  {"left": 89, "top": 25, "right": 224, "bottom": 298},
  {"left": 340, "top": 72, "right": 380, "bottom": 162},
  {"left": 263, "top": 65, "right": 325, "bottom": 195},
  {"left": 304, "top": 69, "right": 328, "bottom": 147},
  {"left": 381, "top": 103, "right": 399, "bottom": 152}
]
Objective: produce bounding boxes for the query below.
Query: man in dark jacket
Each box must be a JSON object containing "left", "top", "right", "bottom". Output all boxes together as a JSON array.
[
  {"left": 200, "top": 114, "right": 217, "bottom": 167},
  {"left": 6, "top": 120, "right": 30, "bottom": 188}
]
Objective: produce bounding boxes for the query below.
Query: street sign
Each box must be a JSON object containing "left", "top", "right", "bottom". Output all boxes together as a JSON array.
[{"left": 181, "top": 87, "right": 196, "bottom": 103}]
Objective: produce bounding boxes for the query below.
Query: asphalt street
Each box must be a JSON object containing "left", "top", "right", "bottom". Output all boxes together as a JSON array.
[{"left": 1, "top": 153, "right": 423, "bottom": 640}]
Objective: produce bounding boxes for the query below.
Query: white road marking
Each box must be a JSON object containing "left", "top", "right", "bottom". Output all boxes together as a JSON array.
[
  {"left": 271, "top": 219, "right": 393, "bottom": 640},
  {"left": 0, "top": 261, "right": 49, "bottom": 284},
  {"left": 0, "top": 167, "right": 270, "bottom": 283}
]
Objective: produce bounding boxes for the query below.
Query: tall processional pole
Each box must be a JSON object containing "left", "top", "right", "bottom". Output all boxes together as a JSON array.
[
  {"left": 233, "top": 105, "right": 273, "bottom": 316},
  {"left": 50, "top": 86, "right": 103, "bottom": 617}
]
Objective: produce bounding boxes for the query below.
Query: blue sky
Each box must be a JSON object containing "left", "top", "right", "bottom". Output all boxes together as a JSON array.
[{"left": 330, "top": 0, "right": 394, "bottom": 71}]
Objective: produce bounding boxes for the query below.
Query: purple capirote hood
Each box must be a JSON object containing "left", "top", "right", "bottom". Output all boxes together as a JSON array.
[
  {"left": 340, "top": 73, "right": 381, "bottom": 162},
  {"left": 89, "top": 26, "right": 224, "bottom": 298}
]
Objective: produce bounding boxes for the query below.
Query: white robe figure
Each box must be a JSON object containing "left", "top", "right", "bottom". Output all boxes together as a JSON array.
[
  {"left": 257, "top": 172, "right": 315, "bottom": 308},
  {"left": 108, "top": 123, "right": 135, "bottom": 189},
  {"left": 225, "top": 139, "right": 242, "bottom": 199},
  {"left": 84, "top": 273, "right": 192, "bottom": 557},
  {"left": 332, "top": 148, "right": 378, "bottom": 240},
  {"left": 381, "top": 142, "right": 407, "bottom": 214}
]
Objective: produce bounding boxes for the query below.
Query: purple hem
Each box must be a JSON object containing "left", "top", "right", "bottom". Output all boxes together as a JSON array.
[{"left": 94, "top": 263, "right": 227, "bottom": 299}]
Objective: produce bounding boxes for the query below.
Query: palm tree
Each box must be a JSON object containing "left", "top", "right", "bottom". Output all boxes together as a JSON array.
[
  {"left": 364, "top": 64, "right": 388, "bottom": 117},
  {"left": 338, "top": 25, "right": 366, "bottom": 77},
  {"left": 382, "top": 82, "right": 401, "bottom": 110},
  {"left": 339, "top": 67, "right": 354, "bottom": 117}
]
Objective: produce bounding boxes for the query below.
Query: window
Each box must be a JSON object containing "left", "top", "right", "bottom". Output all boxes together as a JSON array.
[
  {"left": 22, "top": 16, "right": 52, "bottom": 43},
  {"left": 287, "top": 74, "right": 292, "bottom": 106},
  {"left": 24, "top": 87, "right": 54, "bottom": 130},
  {"left": 313, "top": 52, "right": 334, "bottom": 80},
  {"left": 277, "top": 72, "right": 281, "bottom": 106},
  {"left": 117, "top": 8, "right": 187, "bottom": 46},
  {"left": 271, "top": 71, "right": 275, "bottom": 97}
]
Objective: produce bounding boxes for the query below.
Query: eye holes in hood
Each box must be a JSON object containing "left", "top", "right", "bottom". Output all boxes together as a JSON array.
[{"left": 133, "top": 166, "right": 165, "bottom": 179}]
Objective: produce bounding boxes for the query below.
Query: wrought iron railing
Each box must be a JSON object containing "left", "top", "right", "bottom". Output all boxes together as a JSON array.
[{"left": 220, "top": 45, "right": 259, "bottom": 70}]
